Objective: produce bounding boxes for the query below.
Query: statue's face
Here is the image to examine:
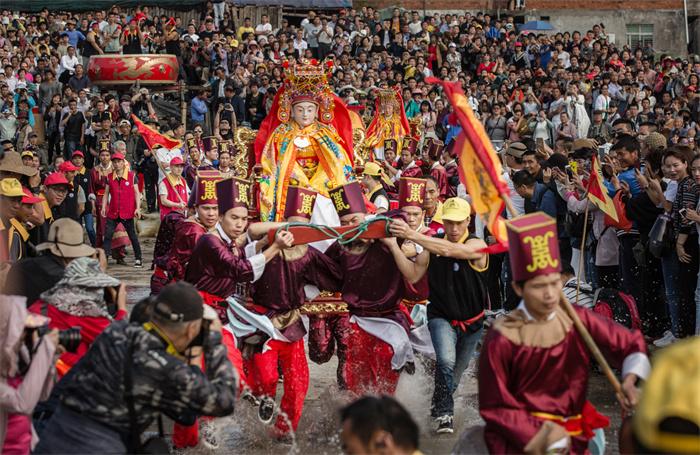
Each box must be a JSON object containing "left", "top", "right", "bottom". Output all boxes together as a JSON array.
[
  {"left": 292, "top": 102, "right": 318, "bottom": 128},
  {"left": 383, "top": 104, "right": 394, "bottom": 117}
]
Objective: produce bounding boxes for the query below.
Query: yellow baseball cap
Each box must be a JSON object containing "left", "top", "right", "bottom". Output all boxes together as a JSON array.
[
  {"left": 363, "top": 162, "right": 382, "bottom": 177},
  {"left": 1, "top": 178, "right": 26, "bottom": 197},
  {"left": 634, "top": 337, "right": 700, "bottom": 454},
  {"left": 440, "top": 197, "right": 471, "bottom": 222}
]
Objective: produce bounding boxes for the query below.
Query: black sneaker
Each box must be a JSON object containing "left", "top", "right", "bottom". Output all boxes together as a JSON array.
[
  {"left": 115, "top": 258, "right": 127, "bottom": 265},
  {"left": 436, "top": 415, "right": 453, "bottom": 434},
  {"left": 258, "top": 397, "right": 275, "bottom": 424},
  {"left": 134, "top": 260, "right": 143, "bottom": 268}
]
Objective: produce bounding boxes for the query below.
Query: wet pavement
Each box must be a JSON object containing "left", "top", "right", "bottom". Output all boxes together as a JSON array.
[{"left": 119, "top": 239, "right": 624, "bottom": 455}]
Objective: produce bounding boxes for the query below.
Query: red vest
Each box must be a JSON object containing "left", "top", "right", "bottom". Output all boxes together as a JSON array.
[
  {"left": 161, "top": 176, "right": 187, "bottom": 220},
  {"left": 106, "top": 170, "right": 137, "bottom": 219}
]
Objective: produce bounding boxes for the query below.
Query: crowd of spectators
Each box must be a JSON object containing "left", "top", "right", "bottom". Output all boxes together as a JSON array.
[{"left": 0, "top": 3, "right": 699, "bottom": 344}]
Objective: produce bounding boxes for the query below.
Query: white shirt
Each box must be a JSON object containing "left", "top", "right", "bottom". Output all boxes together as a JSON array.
[
  {"left": 255, "top": 23, "right": 272, "bottom": 37},
  {"left": 158, "top": 178, "right": 189, "bottom": 196},
  {"left": 60, "top": 54, "right": 80, "bottom": 75}
]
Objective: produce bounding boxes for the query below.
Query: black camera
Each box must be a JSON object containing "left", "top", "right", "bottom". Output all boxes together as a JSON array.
[{"left": 36, "top": 326, "right": 82, "bottom": 353}]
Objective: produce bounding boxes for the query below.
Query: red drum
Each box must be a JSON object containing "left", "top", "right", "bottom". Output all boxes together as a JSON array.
[{"left": 87, "top": 54, "right": 179, "bottom": 87}]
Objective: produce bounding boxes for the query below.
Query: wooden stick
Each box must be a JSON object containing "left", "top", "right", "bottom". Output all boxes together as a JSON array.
[
  {"left": 501, "top": 192, "right": 624, "bottom": 399},
  {"left": 575, "top": 199, "right": 590, "bottom": 305},
  {"left": 558, "top": 293, "right": 624, "bottom": 397}
]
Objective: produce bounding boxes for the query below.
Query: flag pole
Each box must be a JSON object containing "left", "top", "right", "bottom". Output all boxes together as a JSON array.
[
  {"left": 575, "top": 198, "right": 590, "bottom": 305},
  {"left": 500, "top": 192, "right": 625, "bottom": 402}
]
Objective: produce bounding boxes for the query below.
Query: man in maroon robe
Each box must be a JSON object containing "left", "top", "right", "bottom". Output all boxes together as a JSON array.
[
  {"left": 184, "top": 138, "right": 201, "bottom": 189},
  {"left": 182, "top": 177, "right": 293, "bottom": 448},
  {"left": 395, "top": 137, "right": 423, "bottom": 179},
  {"left": 478, "top": 213, "right": 649, "bottom": 454},
  {"left": 197, "top": 136, "right": 218, "bottom": 172},
  {"left": 442, "top": 142, "right": 458, "bottom": 198},
  {"left": 240, "top": 186, "right": 343, "bottom": 439},
  {"left": 325, "top": 181, "right": 414, "bottom": 397},
  {"left": 150, "top": 209, "right": 186, "bottom": 295},
  {"left": 167, "top": 171, "right": 222, "bottom": 283},
  {"left": 88, "top": 139, "right": 114, "bottom": 249},
  {"left": 426, "top": 138, "right": 449, "bottom": 202}
]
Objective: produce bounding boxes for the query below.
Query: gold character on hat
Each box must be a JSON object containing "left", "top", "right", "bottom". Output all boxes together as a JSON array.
[
  {"left": 331, "top": 190, "right": 350, "bottom": 212},
  {"left": 234, "top": 181, "right": 249, "bottom": 204},
  {"left": 524, "top": 232, "right": 559, "bottom": 273},
  {"left": 203, "top": 180, "right": 217, "bottom": 201},
  {"left": 299, "top": 193, "right": 314, "bottom": 214},
  {"left": 407, "top": 183, "right": 423, "bottom": 203}
]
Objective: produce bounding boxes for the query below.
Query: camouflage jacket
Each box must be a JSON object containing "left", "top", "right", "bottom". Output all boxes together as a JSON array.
[{"left": 61, "top": 321, "right": 238, "bottom": 433}]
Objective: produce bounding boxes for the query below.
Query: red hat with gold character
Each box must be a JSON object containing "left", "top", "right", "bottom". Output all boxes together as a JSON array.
[
  {"left": 384, "top": 138, "right": 398, "bottom": 156},
  {"left": 398, "top": 177, "right": 426, "bottom": 209},
  {"left": 283, "top": 185, "right": 318, "bottom": 220},
  {"left": 98, "top": 138, "right": 112, "bottom": 154},
  {"left": 428, "top": 139, "right": 445, "bottom": 161},
  {"left": 506, "top": 212, "right": 561, "bottom": 282},
  {"left": 329, "top": 181, "right": 366, "bottom": 218},
  {"left": 194, "top": 170, "right": 222, "bottom": 206},
  {"left": 219, "top": 141, "right": 232, "bottom": 156},
  {"left": 216, "top": 177, "right": 251, "bottom": 215},
  {"left": 401, "top": 136, "right": 419, "bottom": 156},
  {"left": 201, "top": 136, "right": 219, "bottom": 155}
]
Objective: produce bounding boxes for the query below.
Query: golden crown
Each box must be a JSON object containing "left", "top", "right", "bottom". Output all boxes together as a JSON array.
[
  {"left": 377, "top": 85, "right": 402, "bottom": 110},
  {"left": 278, "top": 59, "right": 335, "bottom": 123}
]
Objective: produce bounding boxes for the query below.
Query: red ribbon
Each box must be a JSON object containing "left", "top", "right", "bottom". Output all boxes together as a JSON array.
[{"left": 451, "top": 310, "right": 485, "bottom": 332}]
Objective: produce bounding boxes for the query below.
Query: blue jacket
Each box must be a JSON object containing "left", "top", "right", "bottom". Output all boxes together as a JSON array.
[{"left": 533, "top": 183, "right": 569, "bottom": 238}]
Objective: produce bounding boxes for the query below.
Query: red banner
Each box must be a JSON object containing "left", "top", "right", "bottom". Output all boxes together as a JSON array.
[{"left": 131, "top": 114, "right": 182, "bottom": 151}]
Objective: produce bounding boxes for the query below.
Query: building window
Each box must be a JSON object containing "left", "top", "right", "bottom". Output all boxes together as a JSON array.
[{"left": 626, "top": 24, "right": 654, "bottom": 48}]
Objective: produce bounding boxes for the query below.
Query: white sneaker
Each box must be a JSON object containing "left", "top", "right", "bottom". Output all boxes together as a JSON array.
[
  {"left": 652, "top": 331, "right": 673, "bottom": 345},
  {"left": 654, "top": 333, "right": 679, "bottom": 347}
]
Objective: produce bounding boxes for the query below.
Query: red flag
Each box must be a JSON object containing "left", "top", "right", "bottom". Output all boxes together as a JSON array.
[
  {"left": 587, "top": 154, "right": 619, "bottom": 222},
  {"left": 428, "top": 78, "right": 509, "bottom": 253},
  {"left": 131, "top": 114, "right": 182, "bottom": 151}
]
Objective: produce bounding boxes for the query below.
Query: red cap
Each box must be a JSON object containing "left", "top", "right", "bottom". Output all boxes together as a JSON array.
[
  {"left": 169, "top": 156, "right": 184, "bottom": 166},
  {"left": 582, "top": 36, "right": 590, "bottom": 41},
  {"left": 328, "top": 181, "right": 366, "bottom": 217},
  {"left": 168, "top": 17, "right": 176, "bottom": 26},
  {"left": 22, "top": 187, "right": 43, "bottom": 204},
  {"left": 44, "top": 172, "right": 73, "bottom": 189},
  {"left": 283, "top": 185, "right": 318, "bottom": 220},
  {"left": 58, "top": 161, "right": 80, "bottom": 172},
  {"left": 111, "top": 152, "right": 125, "bottom": 161},
  {"left": 194, "top": 170, "right": 222, "bottom": 206},
  {"left": 506, "top": 213, "right": 561, "bottom": 282},
  {"left": 71, "top": 150, "right": 84, "bottom": 158},
  {"left": 216, "top": 177, "right": 251, "bottom": 215},
  {"left": 398, "top": 177, "right": 426, "bottom": 209},
  {"left": 515, "top": 42, "right": 523, "bottom": 47}
]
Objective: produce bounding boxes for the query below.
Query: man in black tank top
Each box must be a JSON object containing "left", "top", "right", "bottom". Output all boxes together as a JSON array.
[
  {"left": 387, "top": 197, "right": 488, "bottom": 435},
  {"left": 163, "top": 18, "right": 188, "bottom": 83}
]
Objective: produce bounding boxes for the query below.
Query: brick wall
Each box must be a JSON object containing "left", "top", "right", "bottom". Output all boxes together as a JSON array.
[{"left": 363, "top": 0, "right": 682, "bottom": 11}]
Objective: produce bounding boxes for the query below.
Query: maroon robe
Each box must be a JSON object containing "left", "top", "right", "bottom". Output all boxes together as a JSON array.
[
  {"left": 430, "top": 166, "right": 449, "bottom": 202},
  {"left": 185, "top": 230, "right": 254, "bottom": 299},
  {"left": 168, "top": 217, "right": 210, "bottom": 283},
  {"left": 445, "top": 164, "right": 458, "bottom": 198},
  {"left": 184, "top": 164, "right": 199, "bottom": 189},
  {"left": 401, "top": 165, "right": 423, "bottom": 179},
  {"left": 151, "top": 210, "right": 186, "bottom": 294},
  {"left": 250, "top": 245, "right": 342, "bottom": 342},
  {"left": 479, "top": 304, "right": 647, "bottom": 454},
  {"left": 325, "top": 240, "right": 410, "bottom": 333}
]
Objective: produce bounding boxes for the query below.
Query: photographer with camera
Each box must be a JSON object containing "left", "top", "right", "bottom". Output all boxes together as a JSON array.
[
  {"left": 34, "top": 282, "right": 239, "bottom": 454},
  {"left": 28, "top": 257, "right": 127, "bottom": 377},
  {"left": 0, "top": 295, "right": 65, "bottom": 453}
]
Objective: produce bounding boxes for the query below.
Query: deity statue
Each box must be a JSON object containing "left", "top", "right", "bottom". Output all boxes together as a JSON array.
[
  {"left": 255, "top": 59, "right": 356, "bottom": 223},
  {"left": 364, "top": 86, "right": 410, "bottom": 162}
]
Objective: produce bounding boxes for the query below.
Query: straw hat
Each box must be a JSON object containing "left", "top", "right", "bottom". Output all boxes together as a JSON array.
[
  {"left": 36, "top": 218, "right": 95, "bottom": 258},
  {"left": 0, "top": 151, "right": 38, "bottom": 176}
]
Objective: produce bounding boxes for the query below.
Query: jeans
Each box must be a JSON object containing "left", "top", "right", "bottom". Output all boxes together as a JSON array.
[
  {"left": 64, "top": 141, "right": 80, "bottom": 160},
  {"left": 213, "top": 2, "right": 225, "bottom": 27},
  {"left": 619, "top": 234, "right": 644, "bottom": 311},
  {"left": 661, "top": 248, "right": 682, "bottom": 335},
  {"left": 80, "top": 212, "right": 96, "bottom": 247},
  {"left": 103, "top": 217, "right": 141, "bottom": 261},
  {"left": 428, "top": 317, "right": 483, "bottom": 417}
]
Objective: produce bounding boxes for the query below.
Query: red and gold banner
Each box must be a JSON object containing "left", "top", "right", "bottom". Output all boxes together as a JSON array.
[
  {"left": 131, "top": 114, "right": 182, "bottom": 151},
  {"left": 587, "top": 154, "right": 619, "bottom": 222},
  {"left": 427, "top": 78, "right": 509, "bottom": 252}
]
